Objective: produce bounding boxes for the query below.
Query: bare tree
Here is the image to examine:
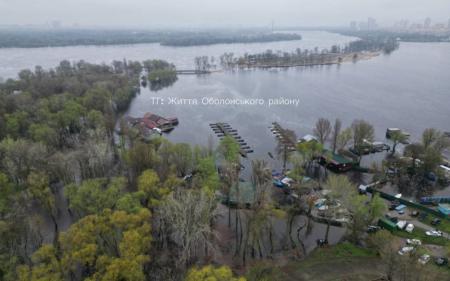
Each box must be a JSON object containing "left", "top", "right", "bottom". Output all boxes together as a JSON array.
[
  {"left": 422, "top": 128, "right": 440, "bottom": 149},
  {"left": 159, "top": 190, "right": 217, "bottom": 268},
  {"left": 313, "top": 118, "right": 332, "bottom": 144},
  {"left": 336, "top": 127, "right": 353, "bottom": 152},
  {"left": 351, "top": 119, "right": 375, "bottom": 149},
  {"left": 331, "top": 118, "right": 342, "bottom": 153}
]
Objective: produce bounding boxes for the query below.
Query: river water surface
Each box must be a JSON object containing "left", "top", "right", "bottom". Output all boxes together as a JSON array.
[
  {"left": 1, "top": 30, "right": 449, "bottom": 249},
  {"left": 1, "top": 30, "right": 449, "bottom": 172}
]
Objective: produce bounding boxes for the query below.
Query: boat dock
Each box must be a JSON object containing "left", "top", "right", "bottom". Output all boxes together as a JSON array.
[
  {"left": 209, "top": 123, "right": 253, "bottom": 157},
  {"left": 270, "top": 122, "right": 296, "bottom": 151},
  {"left": 176, "top": 70, "right": 212, "bottom": 75}
]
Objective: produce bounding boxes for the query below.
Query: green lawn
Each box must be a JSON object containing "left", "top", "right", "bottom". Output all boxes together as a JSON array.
[
  {"left": 419, "top": 215, "right": 450, "bottom": 234},
  {"left": 279, "top": 243, "right": 383, "bottom": 281},
  {"left": 305, "top": 242, "right": 376, "bottom": 261},
  {"left": 392, "top": 228, "right": 449, "bottom": 246}
]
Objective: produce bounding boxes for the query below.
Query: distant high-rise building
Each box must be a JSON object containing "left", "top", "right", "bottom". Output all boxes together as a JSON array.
[
  {"left": 350, "top": 21, "right": 357, "bottom": 30},
  {"left": 394, "top": 20, "right": 409, "bottom": 30},
  {"left": 367, "top": 17, "right": 378, "bottom": 30},
  {"left": 358, "top": 21, "right": 367, "bottom": 30},
  {"left": 424, "top": 17, "right": 431, "bottom": 29}
]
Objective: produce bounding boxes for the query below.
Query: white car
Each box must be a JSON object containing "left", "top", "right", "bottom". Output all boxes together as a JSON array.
[
  {"left": 405, "top": 224, "right": 414, "bottom": 233},
  {"left": 425, "top": 230, "right": 443, "bottom": 237},
  {"left": 398, "top": 246, "right": 414, "bottom": 255},
  {"left": 406, "top": 239, "right": 421, "bottom": 246},
  {"left": 418, "top": 254, "right": 430, "bottom": 265}
]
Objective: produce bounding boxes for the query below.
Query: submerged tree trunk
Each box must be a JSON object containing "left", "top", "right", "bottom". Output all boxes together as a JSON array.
[{"left": 324, "top": 220, "right": 330, "bottom": 242}]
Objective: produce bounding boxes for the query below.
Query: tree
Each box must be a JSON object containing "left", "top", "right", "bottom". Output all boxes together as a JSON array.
[
  {"left": 20, "top": 208, "right": 152, "bottom": 281},
  {"left": 137, "top": 169, "right": 170, "bottom": 208},
  {"left": 241, "top": 160, "right": 285, "bottom": 262},
  {"left": 65, "top": 177, "right": 126, "bottom": 217},
  {"left": 324, "top": 175, "right": 385, "bottom": 242},
  {"left": 422, "top": 128, "right": 440, "bottom": 149},
  {"left": 336, "top": 127, "right": 352, "bottom": 152},
  {"left": 159, "top": 190, "right": 216, "bottom": 268},
  {"left": 351, "top": 119, "right": 374, "bottom": 148},
  {"left": 218, "top": 136, "right": 241, "bottom": 227},
  {"left": 218, "top": 136, "right": 240, "bottom": 165},
  {"left": 313, "top": 118, "right": 331, "bottom": 144},
  {"left": 0, "top": 172, "right": 14, "bottom": 217},
  {"left": 276, "top": 129, "right": 296, "bottom": 172},
  {"left": 185, "top": 265, "right": 246, "bottom": 281},
  {"left": 389, "top": 130, "right": 408, "bottom": 155},
  {"left": 347, "top": 193, "right": 386, "bottom": 242},
  {"left": 26, "top": 171, "right": 58, "bottom": 242},
  {"left": 123, "top": 141, "right": 161, "bottom": 184},
  {"left": 404, "top": 143, "right": 425, "bottom": 169},
  {"left": 351, "top": 120, "right": 374, "bottom": 161},
  {"left": 170, "top": 143, "right": 193, "bottom": 177},
  {"left": 331, "top": 118, "right": 342, "bottom": 153},
  {"left": 323, "top": 175, "right": 356, "bottom": 241},
  {"left": 17, "top": 244, "right": 63, "bottom": 281},
  {"left": 297, "top": 140, "right": 323, "bottom": 179},
  {"left": 0, "top": 138, "right": 48, "bottom": 185},
  {"left": 367, "top": 230, "right": 401, "bottom": 281},
  {"left": 245, "top": 262, "right": 283, "bottom": 281},
  {"left": 194, "top": 156, "right": 220, "bottom": 195}
]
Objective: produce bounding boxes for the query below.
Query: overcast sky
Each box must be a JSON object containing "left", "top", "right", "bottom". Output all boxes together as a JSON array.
[{"left": 0, "top": 0, "right": 449, "bottom": 28}]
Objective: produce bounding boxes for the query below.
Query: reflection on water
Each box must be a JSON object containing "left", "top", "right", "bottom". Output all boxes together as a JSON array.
[
  {"left": 128, "top": 42, "right": 450, "bottom": 168},
  {"left": 0, "top": 31, "right": 354, "bottom": 79}
]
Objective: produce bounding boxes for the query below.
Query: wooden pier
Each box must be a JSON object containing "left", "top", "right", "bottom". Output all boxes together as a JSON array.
[
  {"left": 270, "top": 122, "right": 297, "bottom": 151},
  {"left": 210, "top": 123, "right": 253, "bottom": 157},
  {"left": 176, "top": 70, "right": 212, "bottom": 75}
]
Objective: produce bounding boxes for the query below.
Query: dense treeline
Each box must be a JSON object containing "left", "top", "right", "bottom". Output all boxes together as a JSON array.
[
  {"left": 213, "top": 36, "right": 399, "bottom": 69},
  {"left": 335, "top": 29, "right": 450, "bottom": 43},
  {"left": 1, "top": 60, "right": 449, "bottom": 281},
  {"left": 0, "top": 29, "right": 164, "bottom": 48},
  {"left": 143, "top": 59, "right": 178, "bottom": 91},
  {"left": 0, "top": 60, "right": 197, "bottom": 280},
  {"left": 0, "top": 29, "right": 301, "bottom": 48},
  {"left": 160, "top": 32, "right": 301, "bottom": 46}
]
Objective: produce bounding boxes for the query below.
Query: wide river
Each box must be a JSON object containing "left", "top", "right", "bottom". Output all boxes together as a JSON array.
[
  {"left": 1, "top": 31, "right": 449, "bottom": 168},
  {"left": 2, "top": 30, "right": 449, "bottom": 247}
]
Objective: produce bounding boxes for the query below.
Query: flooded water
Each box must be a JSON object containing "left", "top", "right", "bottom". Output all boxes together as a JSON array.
[
  {"left": 1, "top": 30, "right": 449, "bottom": 177},
  {"left": 125, "top": 42, "right": 450, "bottom": 170},
  {"left": 0, "top": 31, "right": 354, "bottom": 79},
  {"left": 1, "top": 30, "right": 450, "bottom": 246}
]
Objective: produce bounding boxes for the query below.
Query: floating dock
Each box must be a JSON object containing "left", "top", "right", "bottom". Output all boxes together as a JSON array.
[
  {"left": 209, "top": 123, "right": 253, "bottom": 157},
  {"left": 270, "top": 122, "right": 296, "bottom": 151}
]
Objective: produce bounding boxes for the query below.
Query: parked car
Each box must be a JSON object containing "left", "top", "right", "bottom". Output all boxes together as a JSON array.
[
  {"left": 398, "top": 246, "right": 414, "bottom": 255},
  {"left": 395, "top": 204, "right": 407, "bottom": 212},
  {"left": 410, "top": 211, "right": 420, "bottom": 217},
  {"left": 405, "top": 223, "right": 414, "bottom": 233},
  {"left": 418, "top": 254, "right": 431, "bottom": 265},
  {"left": 425, "top": 172, "right": 437, "bottom": 182},
  {"left": 385, "top": 214, "right": 398, "bottom": 223},
  {"left": 435, "top": 257, "right": 448, "bottom": 266},
  {"left": 406, "top": 239, "right": 421, "bottom": 246},
  {"left": 371, "top": 142, "right": 390, "bottom": 153},
  {"left": 431, "top": 218, "right": 441, "bottom": 226},
  {"left": 425, "top": 230, "right": 443, "bottom": 237},
  {"left": 367, "top": 225, "right": 381, "bottom": 233}
]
